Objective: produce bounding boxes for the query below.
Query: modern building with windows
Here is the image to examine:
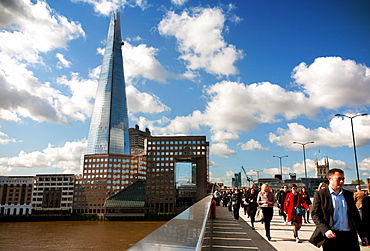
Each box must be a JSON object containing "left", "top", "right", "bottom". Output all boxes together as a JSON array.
[
  {"left": 145, "top": 136, "right": 209, "bottom": 213},
  {"left": 75, "top": 13, "right": 148, "bottom": 216},
  {"left": 129, "top": 124, "right": 151, "bottom": 155},
  {"left": 0, "top": 176, "right": 33, "bottom": 215},
  {"left": 74, "top": 154, "right": 146, "bottom": 214},
  {"left": 32, "top": 174, "right": 75, "bottom": 214},
  {"left": 86, "top": 12, "right": 130, "bottom": 155}
]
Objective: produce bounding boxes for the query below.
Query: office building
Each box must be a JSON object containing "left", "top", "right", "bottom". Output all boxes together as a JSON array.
[
  {"left": 0, "top": 176, "right": 33, "bottom": 215},
  {"left": 231, "top": 172, "right": 242, "bottom": 187},
  {"left": 145, "top": 136, "right": 209, "bottom": 213},
  {"left": 32, "top": 174, "right": 74, "bottom": 214},
  {"left": 74, "top": 154, "right": 146, "bottom": 214},
  {"left": 129, "top": 124, "right": 151, "bottom": 155},
  {"left": 86, "top": 12, "right": 130, "bottom": 155}
]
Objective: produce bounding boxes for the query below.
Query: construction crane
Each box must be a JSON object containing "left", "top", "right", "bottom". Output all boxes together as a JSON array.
[{"left": 241, "top": 166, "right": 252, "bottom": 187}]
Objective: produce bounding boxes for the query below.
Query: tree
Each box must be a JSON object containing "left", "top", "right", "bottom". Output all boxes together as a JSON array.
[{"left": 351, "top": 179, "right": 364, "bottom": 185}]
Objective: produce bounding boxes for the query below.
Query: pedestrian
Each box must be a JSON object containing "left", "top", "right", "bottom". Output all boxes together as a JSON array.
[
  {"left": 276, "top": 185, "right": 289, "bottom": 224},
  {"left": 213, "top": 189, "right": 221, "bottom": 206},
  {"left": 309, "top": 168, "right": 368, "bottom": 250},
  {"left": 354, "top": 184, "right": 365, "bottom": 220},
  {"left": 227, "top": 189, "right": 233, "bottom": 211},
  {"left": 242, "top": 188, "right": 250, "bottom": 216},
  {"left": 362, "top": 183, "right": 370, "bottom": 247},
  {"left": 245, "top": 187, "right": 258, "bottom": 230},
  {"left": 316, "top": 182, "right": 327, "bottom": 191},
  {"left": 231, "top": 187, "right": 242, "bottom": 220},
  {"left": 257, "top": 183, "right": 275, "bottom": 241},
  {"left": 284, "top": 184, "right": 310, "bottom": 243},
  {"left": 301, "top": 186, "right": 312, "bottom": 223}
]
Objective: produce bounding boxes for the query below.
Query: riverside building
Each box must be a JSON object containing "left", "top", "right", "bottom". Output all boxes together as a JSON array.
[
  {"left": 32, "top": 174, "right": 74, "bottom": 214},
  {"left": 145, "top": 136, "right": 209, "bottom": 213},
  {"left": 0, "top": 176, "right": 33, "bottom": 215}
]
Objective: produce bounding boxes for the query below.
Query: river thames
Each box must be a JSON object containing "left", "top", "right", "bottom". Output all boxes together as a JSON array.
[{"left": 0, "top": 221, "right": 165, "bottom": 250}]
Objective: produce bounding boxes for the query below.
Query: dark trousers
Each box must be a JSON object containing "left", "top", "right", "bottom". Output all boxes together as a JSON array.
[
  {"left": 261, "top": 207, "right": 273, "bottom": 237},
  {"left": 322, "top": 230, "right": 360, "bottom": 251},
  {"left": 233, "top": 204, "right": 240, "bottom": 219}
]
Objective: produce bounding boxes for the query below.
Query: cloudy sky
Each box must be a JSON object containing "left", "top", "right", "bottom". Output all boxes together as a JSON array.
[{"left": 1, "top": 0, "right": 370, "bottom": 186}]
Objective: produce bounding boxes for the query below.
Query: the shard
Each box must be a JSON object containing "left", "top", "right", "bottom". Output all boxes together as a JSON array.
[{"left": 86, "top": 12, "right": 130, "bottom": 155}]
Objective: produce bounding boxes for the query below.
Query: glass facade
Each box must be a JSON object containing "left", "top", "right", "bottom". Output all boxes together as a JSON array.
[{"left": 86, "top": 12, "right": 130, "bottom": 155}]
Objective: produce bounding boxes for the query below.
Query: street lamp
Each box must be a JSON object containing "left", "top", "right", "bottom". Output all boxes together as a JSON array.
[
  {"left": 273, "top": 155, "right": 288, "bottom": 179},
  {"left": 293, "top": 141, "right": 314, "bottom": 178},
  {"left": 251, "top": 170, "right": 261, "bottom": 180},
  {"left": 335, "top": 113, "right": 368, "bottom": 185}
]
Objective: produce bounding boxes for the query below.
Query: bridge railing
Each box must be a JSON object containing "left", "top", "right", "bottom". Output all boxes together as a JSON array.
[{"left": 127, "top": 195, "right": 213, "bottom": 251}]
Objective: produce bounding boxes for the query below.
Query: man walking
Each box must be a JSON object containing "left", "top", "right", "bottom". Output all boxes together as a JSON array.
[
  {"left": 354, "top": 184, "right": 365, "bottom": 220},
  {"left": 310, "top": 168, "right": 368, "bottom": 250}
]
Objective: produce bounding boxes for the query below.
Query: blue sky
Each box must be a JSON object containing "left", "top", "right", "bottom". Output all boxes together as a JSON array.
[{"left": 1, "top": 0, "right": 370, "bottom": 186}]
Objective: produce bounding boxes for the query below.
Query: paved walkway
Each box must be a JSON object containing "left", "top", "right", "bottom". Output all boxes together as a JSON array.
[{"left": 203, "top": 205, "right": 370, "bottom": 250}]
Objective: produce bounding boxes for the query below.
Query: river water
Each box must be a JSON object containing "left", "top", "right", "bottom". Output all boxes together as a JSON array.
[{"left": 0, "top": 221, "right": 165, "bottom": 251}]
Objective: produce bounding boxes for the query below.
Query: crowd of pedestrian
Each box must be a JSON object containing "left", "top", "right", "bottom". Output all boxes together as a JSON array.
[{"left": 212, "top": 168, "right": 370, "bottom": 250}]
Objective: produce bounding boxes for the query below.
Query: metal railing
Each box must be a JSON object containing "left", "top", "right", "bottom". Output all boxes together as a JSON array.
[{"left": 127, "top": 195, "right": 213, "bottom": 251}]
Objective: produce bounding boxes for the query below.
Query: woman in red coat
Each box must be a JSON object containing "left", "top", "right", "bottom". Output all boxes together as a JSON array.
[{"left": 284, "top": 183, "right": 310, "bottom": 243}]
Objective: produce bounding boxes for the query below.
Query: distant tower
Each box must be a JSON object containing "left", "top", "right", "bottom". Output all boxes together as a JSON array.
[
  {"left": 86, "top": 12, "right": 130, "bottom": 155},
  {"left": 74, "top": 13, "right": 146, "bottom": 216},
  {"left": 315, "top": 154, "right": 329, "bottom": 178}
]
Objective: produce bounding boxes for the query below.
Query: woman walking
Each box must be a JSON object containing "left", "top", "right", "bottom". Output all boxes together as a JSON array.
[
  {"left": 284, "top": 184, "right": 310, "bottom": 243},
  {"left": 246, "top": 188, "right": 258, "bottom": 230},
  {"left": 257, "top": 183, "right": 275, "bottom": 241},
  {"left": 300, "top": 186, "right": 312, "bottom": 223},
  {"left": 231, "top": 187, "right": 242, "bottom": 220}
]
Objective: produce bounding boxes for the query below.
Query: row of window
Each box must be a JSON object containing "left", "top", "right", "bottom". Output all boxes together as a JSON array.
[
  {"left": 148, "top": 146, "right": 206, "bottom": 150},
  {"left": 35, "top": 182, "right": 74, "bottom": 186},
  {"left": 148, "top": 168, "right": 174, "bottom": 172},
  {"left": 148, "top": 140, "right": 205, "bottom": 145},
  {"left": 148, "top": 151, "right": 206, "bottom": 156},
  {"left": 85, "top": 158, "right": 133, "bottom": 163},
  {"left": 37, "top": 177, "right": 72, "bottom": 182},
  {"left": 83, "top": 168, "right": 144, "bottom": 174}
]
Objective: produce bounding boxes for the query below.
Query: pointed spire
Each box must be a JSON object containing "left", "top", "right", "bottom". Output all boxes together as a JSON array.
[{"left": 86, "top": 12, "right": 130, "bottom": 155}]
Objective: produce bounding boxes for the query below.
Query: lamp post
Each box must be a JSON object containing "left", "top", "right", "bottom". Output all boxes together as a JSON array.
[
  {"left": 273, "top": 155, "right": 288, "bottom": 179},
  {"left": 293, "top": 141, "right": 314, "bottom": 178},
  {"left": 335, "top": 113, "right": 368, "bottom": 185},
  {"left": 251, "top": 170, "right": 261, "bottom": 180}
]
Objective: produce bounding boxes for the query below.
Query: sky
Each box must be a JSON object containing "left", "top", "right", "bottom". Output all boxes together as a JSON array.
[{"left": 1, "top": 0, "right": 370, "bottom": 186}]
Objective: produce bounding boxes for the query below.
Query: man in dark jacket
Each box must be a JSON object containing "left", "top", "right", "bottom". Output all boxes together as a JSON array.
[{"left": 310, "top": 168, "right": 368, "bottom": 250}]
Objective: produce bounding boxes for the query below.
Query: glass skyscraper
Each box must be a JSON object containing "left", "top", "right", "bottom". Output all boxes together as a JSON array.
[{"left": 86, "top": 12, "right": 130, "bottom": 155}]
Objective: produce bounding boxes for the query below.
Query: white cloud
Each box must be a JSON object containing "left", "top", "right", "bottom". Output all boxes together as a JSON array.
[
  {"left": 0, "top": 166, "right": 13, "bottom": 175},
  {"left": 269, "top": 116, "right": 370, "bottom": 150},
  {"left": 56, "top": 72, "right": 98, "bottom": 121},
  {"left": 126, "top": 85, "right": 170, "bottom": 114},
  {"left": 210, "top": 143, "right": 236, "bottom": 158},
  {"left": 238, "top": 139, "right": 269, "bottom": 151},
  {"left": 56, "top": 53, "right": 72, "bottom": 69},
  {"left": 212, "top": 131, "right": 239, "bottom": 143},
  {"left": 360, "top": 157, "right": 370, "bottom": 172},
  {"left": 171, "top": 0, "right": 188, "bottom": 6},
  {"left": 71, "top": 0, "right": 148, "bottom": 16},
  {"left": 0, "top": 139, "right": 87, "bottom": 173},
  {"left": 158, "top": 7, "right": 243, "bottom": 76},
  {"left": 0, "top": 131, "right": 20, "bottom": 145},
  {"left": 123, "top": 42, "right": 170, "bottom": 82},
  {"left": 202, "top": 81, "right": 315, "bottom": 141},
  {"left": 0, "top": 0, "right": 88, "bottom": 124},
  {"left": 0, "top": 0, "right": 85, "bottom": 64},
  {"left": 292, "top": 57, "right": 370, "bottom": 109},
  {"left": 210, "top": 170, "right": 234, "bottom": 187}
]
